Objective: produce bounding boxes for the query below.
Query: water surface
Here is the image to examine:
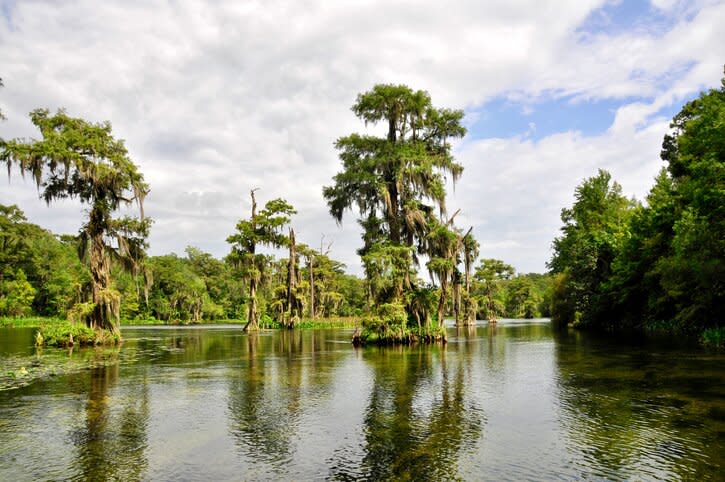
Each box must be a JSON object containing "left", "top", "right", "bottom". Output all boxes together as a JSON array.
[{"left": 1, "top": 321, "right": 723, "bottom": 480}]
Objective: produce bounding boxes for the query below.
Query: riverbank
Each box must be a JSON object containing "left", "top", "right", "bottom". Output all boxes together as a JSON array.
[{"left": 1, "top": 318, "right": 121, "bottom": 347}]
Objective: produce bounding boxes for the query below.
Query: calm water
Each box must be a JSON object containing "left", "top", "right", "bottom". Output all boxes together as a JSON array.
[{"left": 1, "top": 320, "right": 724, "bottom": 481}]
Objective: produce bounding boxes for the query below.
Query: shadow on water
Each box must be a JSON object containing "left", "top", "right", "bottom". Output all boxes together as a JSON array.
[{"left": 552, "top": 326, "right": 725, "bottom": 481}]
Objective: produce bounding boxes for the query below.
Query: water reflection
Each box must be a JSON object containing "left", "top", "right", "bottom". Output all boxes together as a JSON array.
[
  {"left": 227, "top": 330, "right": 345, "bottom": 477},
  {"left": 553, "top": 327, "right": 725, "bottom": 481},
  {"left": 0, "top": 324, "right": 723, "bottom": 480},
  {"left": 68, "top": 353, "right": 150, "bottom": 481},
  {"left": 330, "top": 344, "right": 484, "bottom": 480}
]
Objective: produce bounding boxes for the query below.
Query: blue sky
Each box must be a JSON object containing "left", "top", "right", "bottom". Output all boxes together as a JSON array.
[
  {"left": 467, "top": 91, "right": 692, "bottom": 142},
  {"left": 1, "top": 0, "right": 724, "bottom": 275}
]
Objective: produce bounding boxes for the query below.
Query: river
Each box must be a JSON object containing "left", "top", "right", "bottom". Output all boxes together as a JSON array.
[{"left": 1, "top": 320, "right": 723, "bottom": 480}]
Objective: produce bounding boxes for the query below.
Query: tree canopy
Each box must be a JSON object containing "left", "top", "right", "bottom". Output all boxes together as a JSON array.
[
  {"left": 324, "top": 84, "right": 476, "bottom": 342},
  {"left": 1, "top": 109, "right": 149, "bottom": 335},
  {"left": 550, "top": 71, "right": 725, "bottom": 336}
]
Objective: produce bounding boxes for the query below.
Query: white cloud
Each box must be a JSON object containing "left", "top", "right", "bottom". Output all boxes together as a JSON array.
[{"left": 1, "top": 0, "right": 724, "bottom": 274}]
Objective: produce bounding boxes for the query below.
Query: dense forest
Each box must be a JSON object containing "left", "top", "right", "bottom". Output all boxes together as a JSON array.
[
  {"left": 549, "top": 74, "right": 724, "bottom": 345},
  {"left": 0, "top": 202, "right": 550, "bottom": 325}
]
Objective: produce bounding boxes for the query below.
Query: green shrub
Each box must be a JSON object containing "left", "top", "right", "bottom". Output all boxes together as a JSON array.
[
  {"left": 37, "top": 322, "right": 120, "bottom": 347},
  {"left": 701, "top": 327, "right": 725, "bottom": 348}
]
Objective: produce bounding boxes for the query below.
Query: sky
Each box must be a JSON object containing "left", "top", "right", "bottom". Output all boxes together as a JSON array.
[{"left": 1, "top": 0, "right": 724, "bottom": 276}]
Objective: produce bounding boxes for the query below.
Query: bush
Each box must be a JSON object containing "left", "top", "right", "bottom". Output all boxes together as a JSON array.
[
  {"left": 353, "top": 302, "right": 445, "bottom": 346},
  {"left": 701, "top": 327, "right": 725, "bottom": 348},
  {"left": 37, "top": 322, "right": 120, "bottom": 347}
]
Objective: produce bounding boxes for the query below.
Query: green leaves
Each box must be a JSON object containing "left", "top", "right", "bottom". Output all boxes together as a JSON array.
[
  {"left": 323, "top": 83, "right": 465, "bottom": 249},
  {"left": 550, "top": 74, "right": 725, "bottom": 334},
  {"left": 549, "top": 170, "right": 634, "bottom": 326},
  {"left": 4, "top": 109, "right": 148, "bottom": 210},
  {"left": 1, "top": 109, "right": 150, "bottom": 333}
]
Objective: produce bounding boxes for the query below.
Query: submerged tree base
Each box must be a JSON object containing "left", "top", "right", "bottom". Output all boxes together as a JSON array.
[
  {"left": 352, "top": 327, "right": 446, "bottom": 346},
  {"left": 36, "top": 322, "right": 121, "bottom": 347},
  {"left": 351, "top": 303, "right": 448, "bottom": 346}
]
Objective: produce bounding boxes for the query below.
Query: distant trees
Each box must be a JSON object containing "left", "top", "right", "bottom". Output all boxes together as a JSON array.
[
  {"left": 468, "top": 259, "right": 551, "bottom": 321},
  {"left": 227, "top": 190, "right": 296, "bottom": 332},
  {"left": 1, "top": 109, "right": 149, "bottom": 335},
  {"left": 474, "top": 259, "right": 514, "bottom": 321},
  {"left": 0, "top": 202, "right": 369, "bottom": 325},
  {"left": 0, "top": 204, "right": 89, "bottom": 318}
]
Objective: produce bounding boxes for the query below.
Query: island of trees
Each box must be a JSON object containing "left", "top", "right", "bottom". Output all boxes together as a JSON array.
[{"left": 1, "top": 74, "right": 723, "bottom": 347}]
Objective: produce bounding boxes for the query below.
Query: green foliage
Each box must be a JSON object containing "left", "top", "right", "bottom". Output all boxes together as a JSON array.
[
  {"left": 469, "top": 259, "right": 552, "bottom": 320},
  {"left": 227, "top": 191, "right": 296, "bottom": 330},
  {"left": 0, "top": 269, "right": 36, "bottom": 316},
  {"left": 549, "top": 170, "right": 634, "bottom": 327},
  {"left": 361, "top": 243, "right": 415, "bottom": 304},
  {"left": 356, "top": 302, "right": 445, "bottom": 346},
  {"left": 324, "top": 84, "right": 470, "bottom": 341},
  {"left": 0, "top": 316, "right": 65, "bottom": 328},
  {"left": 0, "top": 203, "right": 368, "bottom": 326},
  {"left": 67, "top": 301, "right": 95, "bottom": 325},
  {"left": 0, "top": 204, "right": 88, "bottom": 317},
  {"left": 37, "top": 322, "right": 119, "bottom": 347},
  {"left": 1, "top": 109, "right": 149, "bottom": 335},
  {"left": 550, "top": 74, "right": 725, "bottom": 341},
  {"left": 701, "top": 328, "right": 725, "bottom": 348}
]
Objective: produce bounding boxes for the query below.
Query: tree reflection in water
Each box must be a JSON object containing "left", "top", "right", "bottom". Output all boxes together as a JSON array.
[
  {"left": 553, "top": 327, "right": 725, "bottom": 481},
  {"left": 331, "top": 343, "right": 484, "bottom": 480},
  {"left": 227, "top": 329, "right": 342, "bottom": 475},
  {"left": 69, "top": 350, "right": 150, "bottom": 481}
]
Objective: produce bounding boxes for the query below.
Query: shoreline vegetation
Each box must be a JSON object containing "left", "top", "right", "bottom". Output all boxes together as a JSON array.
[
  {"left": 1, "top": 77, "right": 722, "bottom": 348},
  {"left": 1, "top": 316, "right": 360, "bottom": 347},
  {"left": 3, "top": 316, "right": 719, "bottom": 349}
]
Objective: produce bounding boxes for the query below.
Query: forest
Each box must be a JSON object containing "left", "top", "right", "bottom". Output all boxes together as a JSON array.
[
  {"left": 0, "top": 203, "right": 551, "bottom": 328},
  {"left": 549, "top": 75, "right": 724, "bottom": 347},
  {"left": 1, "top": 76, "right": 722, "bottom": 347}
]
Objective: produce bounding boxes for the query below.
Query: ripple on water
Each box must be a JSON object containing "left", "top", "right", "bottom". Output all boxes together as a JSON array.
[{"left": 1, "top": 325, "right": 724, "bottom": 480}]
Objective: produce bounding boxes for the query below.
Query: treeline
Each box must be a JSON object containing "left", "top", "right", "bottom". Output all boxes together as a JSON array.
[
  {"left": 549, "top": 75, "right": 724, "bottom": 341},
  {"left": 1, "top": 80, "right": 559, "bottom": 338},
  {"left": 0, "top": 204, "right": 368, "bottom": 323},
  {"left": 470, "top": 259, "right": 552, "bottom": 320},
  {"left": 1, "top": 201, "right": 551, "bottom": 324}
]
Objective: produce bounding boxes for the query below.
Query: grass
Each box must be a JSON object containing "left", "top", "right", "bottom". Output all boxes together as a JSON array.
[
  {"left": 119, "top": 318, "right": 242, "bottom": 326},
  {"left": 1, "top": 317, "right": 120, "bottom": 346},
  {"left": 0, "top": 316, "right": 65, "bottom": 328},
  {"left": 293, "top": 317, "right": 358, "bottom": 329},
  {"left": 120, "top": 316, "right": 360, "bottom": 329}
]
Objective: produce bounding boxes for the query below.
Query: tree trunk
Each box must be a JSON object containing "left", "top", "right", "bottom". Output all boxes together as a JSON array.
[
  {"left": 286, "top": 228, "right": 297, "bottom": 328},
  {"left": 242, "top": 279, "right": 258, "bottom": 332},
  {"left": 487, "top": 285, "right": 497, "bottom": 324},
  {"left": 387, "top": 182, "right": 401, "bottom": 245},
  {"left": 438, "top": 277, "right": 448, "bottom": 329},
  {"left": 453, "top": 280, "right": 461, "bottom": 326},
  {"left": 88, "top": 206, "right": 120, "bottom": 336},
  {"left": 243, "top": 189, "right": 259, "bottom": 332},
  {"left": 309, "top": 255, "right": 315, "bottom": 319}
]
